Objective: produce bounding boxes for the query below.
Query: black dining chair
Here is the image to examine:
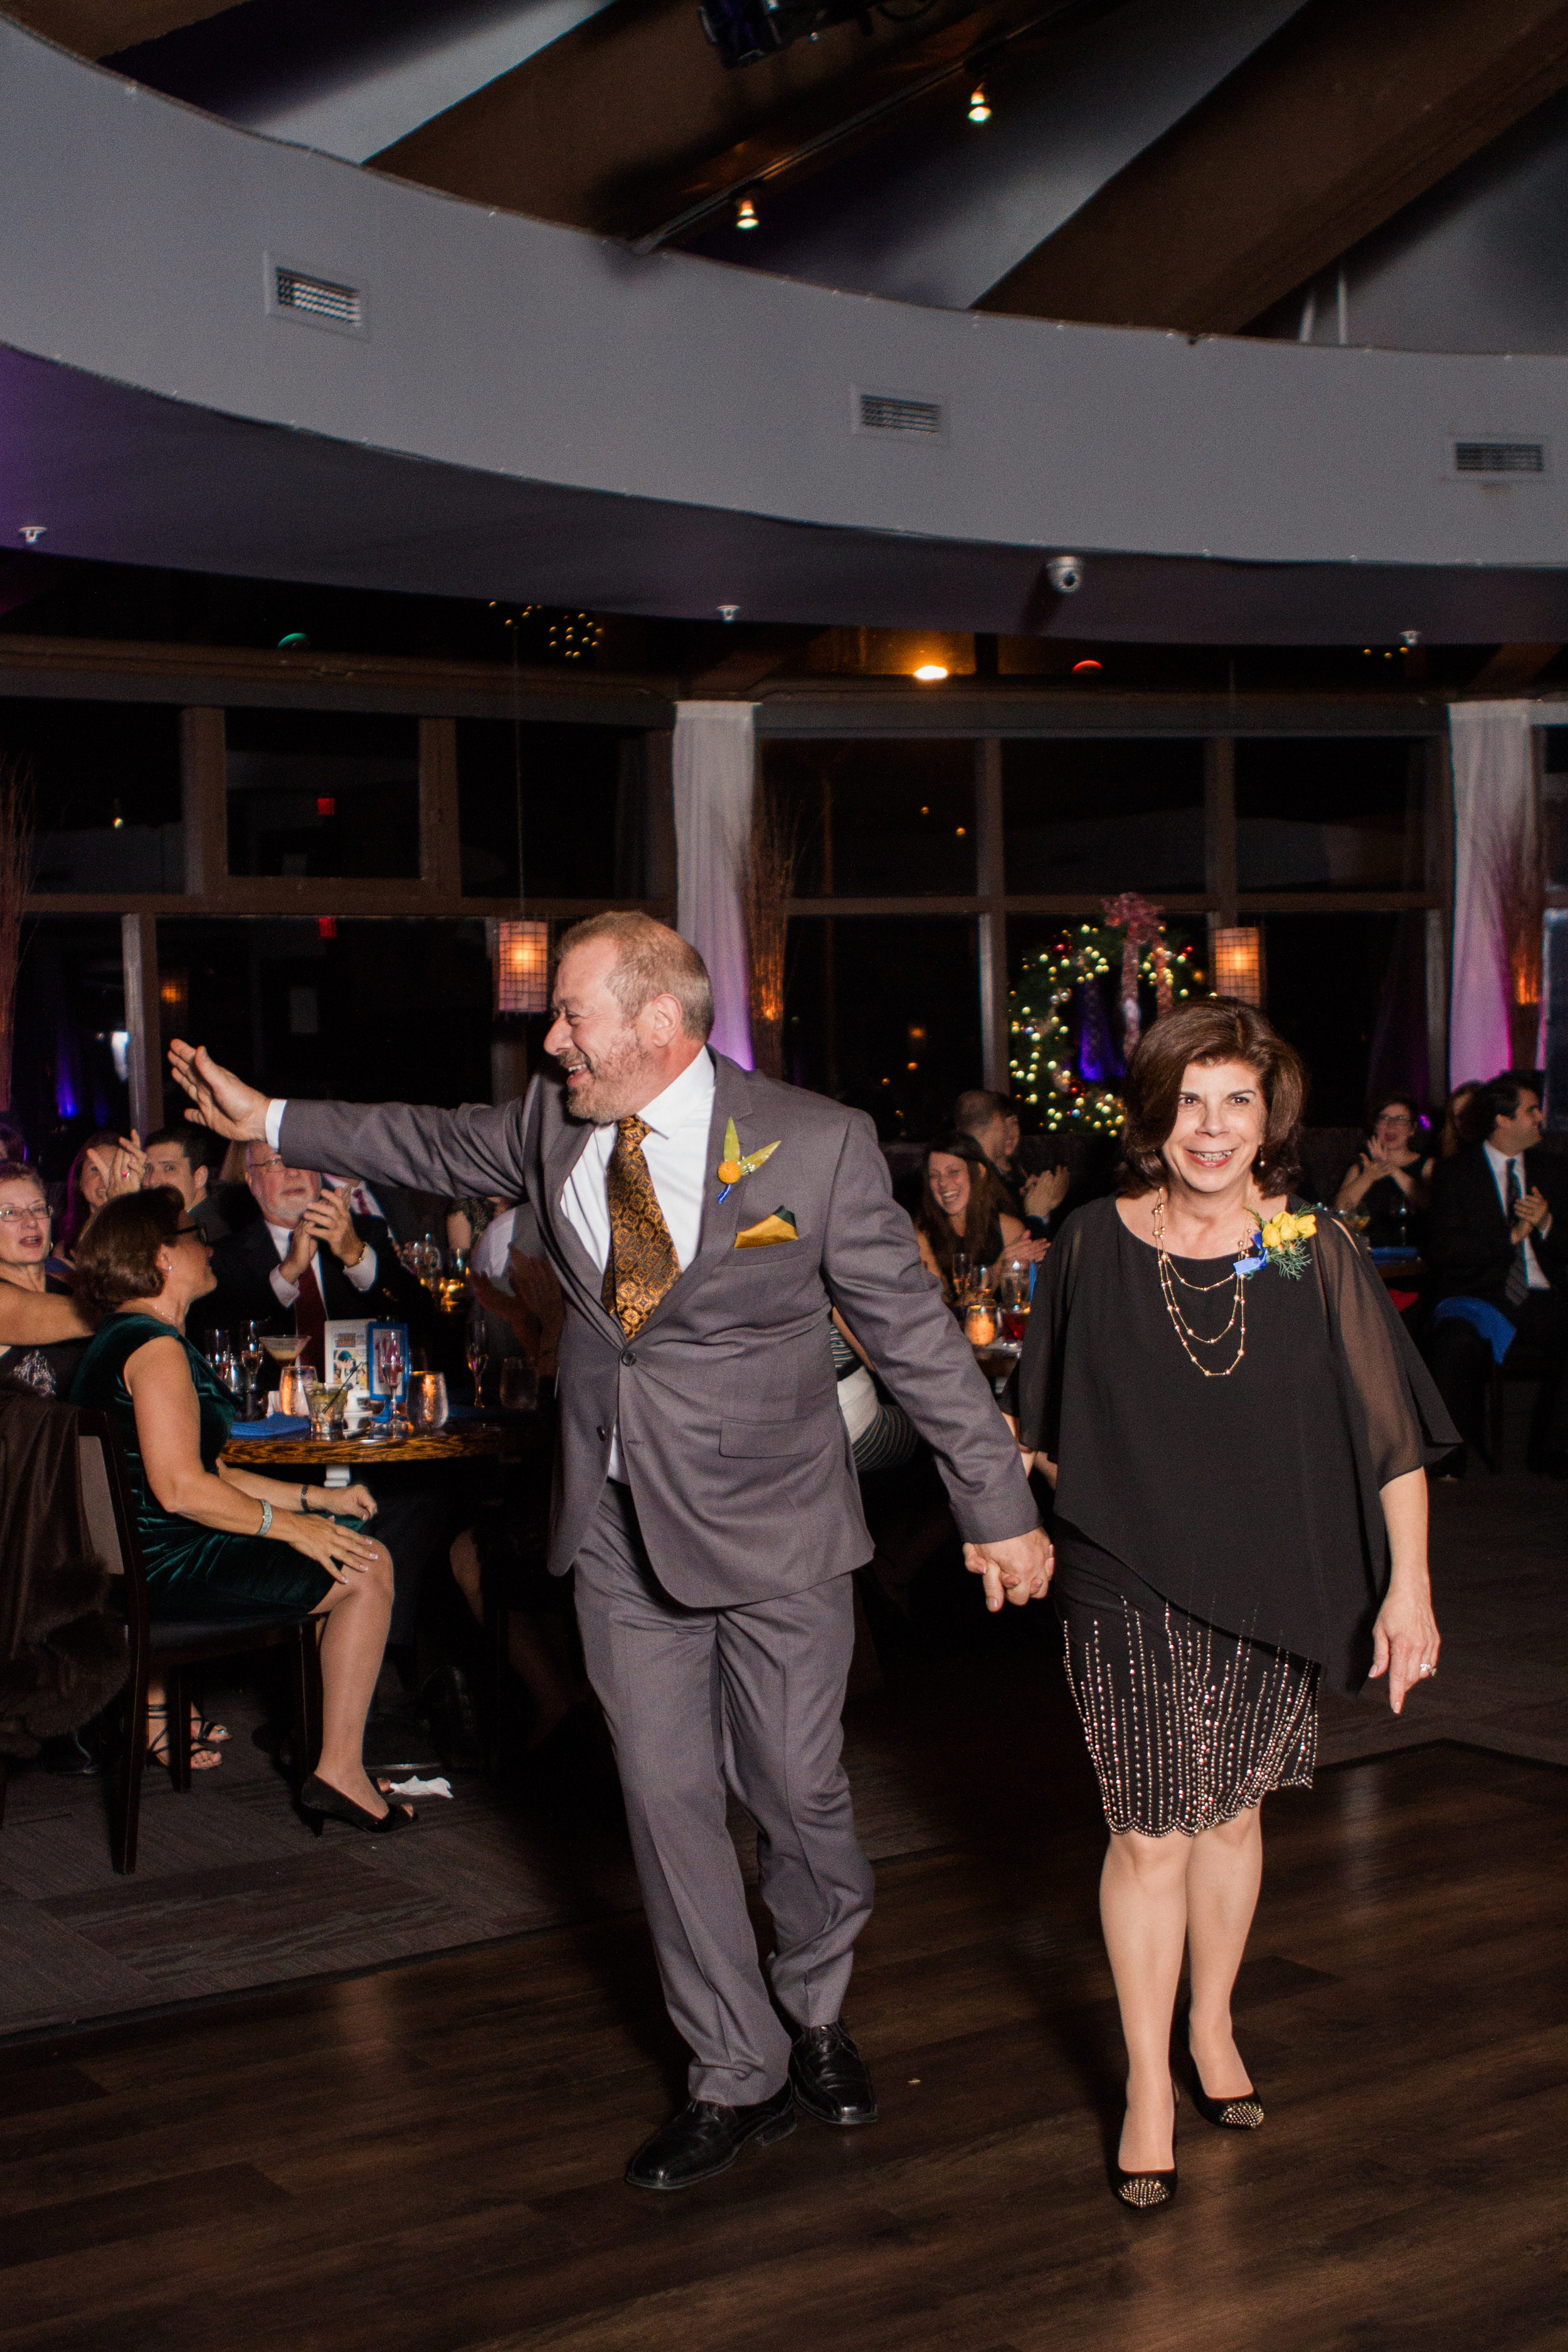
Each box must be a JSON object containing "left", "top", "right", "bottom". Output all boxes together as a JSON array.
[{"left": 73, "top": 1409, "right": 322, "bottom": 1873}]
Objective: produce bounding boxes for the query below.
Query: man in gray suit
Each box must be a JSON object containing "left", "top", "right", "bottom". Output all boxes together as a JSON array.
[{"left": 170, "top": 913, "right": 1051, "bottom": 2191}]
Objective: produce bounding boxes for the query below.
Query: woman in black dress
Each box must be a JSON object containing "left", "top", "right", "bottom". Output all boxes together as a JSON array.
[
  {"left": 1333, "top": 1090, "right": 1435, "bottom": 1246},
  {"left": 1001, "top": 1000, "right": 1453, "bottom": 2209},
  {"left": 0, "top": 1160, "right": 93, "bottom": 1396}
]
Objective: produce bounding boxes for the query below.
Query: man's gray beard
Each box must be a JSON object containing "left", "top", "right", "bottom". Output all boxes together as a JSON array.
[{"left": 558, "top": 1042, "right": 654, "bottom": 1125}]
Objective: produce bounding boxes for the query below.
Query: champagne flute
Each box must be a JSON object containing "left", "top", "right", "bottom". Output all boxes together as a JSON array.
[{"left": 239, "top": 1320, "right": 264, "bottom": 1420}]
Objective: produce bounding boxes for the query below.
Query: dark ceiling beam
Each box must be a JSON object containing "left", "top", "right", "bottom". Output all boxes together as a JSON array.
[
  {"left": 369, "top": 0, "right": 1014, "bottom": 234},
  {"left": 974, "top": 0, "right": 1568, "bottom": 331},
  {"left": 1467, "top": 644, "right": 1562, "bottom": 694},
  {"left": 4, "top": 1, "right": 243, "bottom": 57}
]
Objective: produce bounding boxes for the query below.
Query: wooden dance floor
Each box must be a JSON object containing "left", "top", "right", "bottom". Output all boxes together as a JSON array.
[{"left": 0, "top": 1730, "right": 1560, "bottom": 2352}]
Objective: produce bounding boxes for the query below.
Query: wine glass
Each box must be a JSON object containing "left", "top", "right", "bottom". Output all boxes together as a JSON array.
[
  {"left": 466, "top": 1342, "right": 488, "bottom": 1411},
  {"left": 239, "top": 1321, "right": 263, "bottom": 1420},
  {"left": 373, "top": 1327, "right": 409, "bottom": 1436},
  {"left": 950, "top": 1252, "right": 973, "bottom": 1308}
]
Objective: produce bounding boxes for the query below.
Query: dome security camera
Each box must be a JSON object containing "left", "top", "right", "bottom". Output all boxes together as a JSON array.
[{"left": 1047, "top": 554, "right": 1085, "bottom": 595}]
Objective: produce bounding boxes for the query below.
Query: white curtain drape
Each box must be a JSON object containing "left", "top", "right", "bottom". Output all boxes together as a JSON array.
[
  {"left": 673, "top": 701, "right": 755, "bottom": 1069},
  {"left": 1447, "top": 700, "right": 1535, "bottom": 1089}
]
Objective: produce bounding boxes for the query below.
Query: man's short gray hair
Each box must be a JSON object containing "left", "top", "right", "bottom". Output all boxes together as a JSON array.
[{"left": 555, "top": 913, "right": 714, "bottom": 1042}]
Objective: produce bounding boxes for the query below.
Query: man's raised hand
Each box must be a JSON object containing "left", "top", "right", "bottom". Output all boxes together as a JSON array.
[
  {"left": 167, "top": 1040, "right": 271, "bottom": 1144},
  {"left": 964, "top": 1525, "right": 1054, "bottom": 1613}
]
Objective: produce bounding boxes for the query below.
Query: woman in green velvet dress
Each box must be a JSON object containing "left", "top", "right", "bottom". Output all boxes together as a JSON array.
[{"left": 70, "top": 1189, "right": 414, "bottom": 1831}]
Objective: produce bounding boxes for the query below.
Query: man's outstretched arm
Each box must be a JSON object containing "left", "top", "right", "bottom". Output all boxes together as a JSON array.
[{"left": 167, "top": 1039, "right": 534, "bottom": 1202}]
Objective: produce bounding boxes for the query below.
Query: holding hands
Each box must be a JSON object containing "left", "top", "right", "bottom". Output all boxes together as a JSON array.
[{"left": 965, "top": 1524, "right": 1054, "bottom": 1612}]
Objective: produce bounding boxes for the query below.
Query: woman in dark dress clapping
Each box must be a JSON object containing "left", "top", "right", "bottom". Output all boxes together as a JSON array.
[{"left": 1002, "top": 1001, "right": 1454, "bottom": 2210}]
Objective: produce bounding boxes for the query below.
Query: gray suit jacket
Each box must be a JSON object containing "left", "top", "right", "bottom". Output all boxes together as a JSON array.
[{"left": 280, "top": 1054, "right": 1036, "bottom": 1606}]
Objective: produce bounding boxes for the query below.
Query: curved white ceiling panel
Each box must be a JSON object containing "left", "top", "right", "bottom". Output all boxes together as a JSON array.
[{"left": 1, "top": 19, "right": 1566, "bottom": 637}]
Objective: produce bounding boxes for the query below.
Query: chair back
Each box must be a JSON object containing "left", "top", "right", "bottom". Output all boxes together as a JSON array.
[{"left": 71, "top": 1408, "right": 151, "bottom": 1648}]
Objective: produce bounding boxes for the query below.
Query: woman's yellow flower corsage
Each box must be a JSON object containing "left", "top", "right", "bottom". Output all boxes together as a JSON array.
[
  {"left": 1236, "top": 1207, "right": 1318, "bottom": 1280},
  {"left": 716, "top": 1118, "right": 780, "bottom": 1202}
]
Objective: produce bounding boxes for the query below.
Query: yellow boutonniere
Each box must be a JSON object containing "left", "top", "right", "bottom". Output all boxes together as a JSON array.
[{"left": 716, "top": 1118, "right": 781, "bottom": 1201}]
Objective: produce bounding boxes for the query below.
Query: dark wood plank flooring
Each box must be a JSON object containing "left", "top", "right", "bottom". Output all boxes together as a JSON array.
[{"left": 0, "top": 1739, "right": 1560, "bottom": 2352}]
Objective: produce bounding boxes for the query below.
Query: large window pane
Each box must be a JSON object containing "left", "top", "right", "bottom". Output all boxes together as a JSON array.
[
  {"left": 226, "top": 709, "right": 420, "bottom": 879},
  {"left": 1544, "top": 728, "right": 1568, "bottom": 890},
  {"left": 765, "top": 739, "right": 975, "bottom": 896},
  {"left": 1236, "top": 739, "right": 1426, "bottom": 891},
  {"left": 3, "top": 700, "right": 183, "bottom": 894},
  {"left": 457, "top": 722, "right": 647, "bottom": 898},
  {"left": 1261, "top": 911, "right": 1406, "bottom": 1126},
  {"left": 1003, "top": 740, "right": 1205, "bottom": 893},
  {"left": 12, "top": 916, "right": 130, "bottom": 1171},
  {"left": 161, "top": 917, "right": 494, "bottom": 1110},
  {"left": 783, "top": 916, "right": 979, "bottom": 1140}
]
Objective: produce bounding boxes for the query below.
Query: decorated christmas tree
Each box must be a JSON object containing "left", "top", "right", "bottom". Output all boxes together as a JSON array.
[{"left": 1009, "top": 895, "right": 1204, "bottom": 1132}]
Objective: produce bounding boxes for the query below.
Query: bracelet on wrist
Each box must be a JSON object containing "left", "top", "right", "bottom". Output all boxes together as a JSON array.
[{"left": 257, "top": 1500, "right": 273, "bottom": 1537}]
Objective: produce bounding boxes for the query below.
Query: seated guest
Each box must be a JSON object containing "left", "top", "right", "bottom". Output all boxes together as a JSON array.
[
  {"left": 914, "top": 1132, "right": 1047, "bottom": 1303},
  {"left": 1334, "top": 1091, "right": 1434, "bottom": 1244},
  {"left": 70, "top": 1191, "right": 412, "bottom": 1828},
  {"left": 191, "top": 1142, "right": 445, "bottom": 1652},
  {"left": 193, "top": 1141, "right": 433, "bottom": 1367},
  {"left": 954, "top": 1088, "right": 1070, "bottom": 1229},
  {"left": 142, "top": 1126, "right": 231, "bottom": 1246},
  {"left": 1438, "top": 1081, "right": 1482, "bottom": 1158},
  {"left": 0, "top": 1160, "right": 93, "bottom": 1397},
  {"left": 59, "top": 1130, "right": 143, "bottom": 1259},
  {"left": 1424, "top": 1070, "right": 1568, "bottom": 1478},
  {"left": 0, "top": 1116, "right": 28, "bottom": 1162}
]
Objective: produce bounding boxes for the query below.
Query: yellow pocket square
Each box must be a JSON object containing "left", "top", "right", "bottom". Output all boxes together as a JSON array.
[{"left": 735, "top": 1210, "right": 798, "bottom": 1249}]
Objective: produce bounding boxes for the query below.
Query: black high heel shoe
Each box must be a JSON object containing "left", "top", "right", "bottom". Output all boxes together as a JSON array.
[
  {"left": 299, "top": 1774, "right": 416, "bottom": 1836},
  {"left": 1186, "top": 2035, "right": 1264, "bottom": 2130},
  {"left": 1115, "top": 2083, "right": 1177, "bottom": 2210}
]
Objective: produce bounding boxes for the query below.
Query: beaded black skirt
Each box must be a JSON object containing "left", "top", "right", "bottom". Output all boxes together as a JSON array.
[{"left": 1058, "top": 1587, "right": 1318, "bottom": 1840}]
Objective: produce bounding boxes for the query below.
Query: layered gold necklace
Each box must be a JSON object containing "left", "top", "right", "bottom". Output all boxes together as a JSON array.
[{"left": 1151, "top": 1188, "right": 1258, "bottom": 1379}]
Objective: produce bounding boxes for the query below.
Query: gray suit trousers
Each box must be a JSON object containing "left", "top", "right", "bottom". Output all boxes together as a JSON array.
[{"left": 573, "top": 1482, "right": 875, "bottom": 2104}]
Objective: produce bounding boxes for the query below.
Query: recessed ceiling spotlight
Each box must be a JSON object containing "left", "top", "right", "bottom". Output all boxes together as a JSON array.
[
  {"left": 734, "top": 193, "right": 759, "bottom": 230},
  {"left": 967, "top": 83, "right": 991, "bottom": 124},
  {"left": 18, "top": 525, "right": 45, "bottom": 544},
  {"left": 913, "top": 663, "right": 949, "bottom": 683}
]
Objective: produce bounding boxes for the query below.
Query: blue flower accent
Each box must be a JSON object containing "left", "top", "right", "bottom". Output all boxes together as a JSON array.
[{"left": 1233, "top": 1251, "right": 1267, "bottom": 1278}]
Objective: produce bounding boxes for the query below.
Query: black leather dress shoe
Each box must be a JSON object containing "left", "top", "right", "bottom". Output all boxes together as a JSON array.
[
  {"left": 625, "top": 2084, "right": 795, "bottom": 2190},
  {"left": 789, "top": 2020, "right": 879, "bottom": 2126}
]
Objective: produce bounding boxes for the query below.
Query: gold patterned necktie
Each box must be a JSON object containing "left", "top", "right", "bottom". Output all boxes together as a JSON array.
[{"left": 601, "top": 1116, "right": 682, "bottom": 1337}]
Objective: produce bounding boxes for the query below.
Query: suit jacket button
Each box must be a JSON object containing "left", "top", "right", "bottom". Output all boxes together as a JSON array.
[
  {"left": 596, "top": 1424, "right": 608, "bottom": 1440},
  {"left": 620, "top": 1348, "right": 636, "bottom": 1366}
]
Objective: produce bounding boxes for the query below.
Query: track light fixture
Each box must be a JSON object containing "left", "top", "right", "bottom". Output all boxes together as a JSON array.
[
  {"left": 967, "top": 83, "right": 990, "bottom": 123},
  {"left": 734, "top": 192, "right": 759, "bottom": 230}
]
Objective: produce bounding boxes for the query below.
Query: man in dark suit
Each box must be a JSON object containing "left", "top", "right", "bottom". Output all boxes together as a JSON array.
[
  {"left": 1424, "top": 1070, "right": 1568, "bottom": 1476},
  {"left": 141, "top": 1126, "right": 231, "bottom": 1247},
  {"left": 170, "top": 914, "right": 1049, "bottom": 2193}
]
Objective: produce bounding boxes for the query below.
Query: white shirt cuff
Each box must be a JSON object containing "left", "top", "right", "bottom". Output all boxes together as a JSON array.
[
  {"left": 269, "top": 1265, "right": 300, "bottom": 1308},
  {"left": 345, "top": 1248, "right": 377, "bottom": 1292},
  {"left": 265, "top": 1099, "right": 286, "bottom": 1150}
]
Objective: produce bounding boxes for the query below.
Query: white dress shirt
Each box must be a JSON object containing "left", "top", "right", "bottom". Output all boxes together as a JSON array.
[
  {"left": 264, "top": 1217, "right": 378, "bottom": 1311},
  {"left": 559, "top": 1047, "right": 716, "bottom": 1477},
  {"left": 1483, "top": 1141, "right": 1549, "bottom": 1290}
]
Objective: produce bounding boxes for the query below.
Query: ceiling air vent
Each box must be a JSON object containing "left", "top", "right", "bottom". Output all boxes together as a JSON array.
[
  {"left": 857, "top": 391, "right": 943, "bottom": 435},
  {"left": 273, "top": 265, "right": 362, "bottom": 328},
  {"left": 1454, "top": 440, "right": 1545, "bottom": 475}
]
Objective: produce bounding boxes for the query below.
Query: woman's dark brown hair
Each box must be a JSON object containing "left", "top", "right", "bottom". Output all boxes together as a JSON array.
[
  {"left": 1118, "top": 998, "right": 1307, "bottom": 1197},
  {"left": 72, "top": 1187, "right": 184, "bottom": 1315},
  {"left": 914, "top": 1131, "right": 1012, "bottom": 1281},
  {"left": 60, "top": 1128, "right": 121, "bottom": 1254}
]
